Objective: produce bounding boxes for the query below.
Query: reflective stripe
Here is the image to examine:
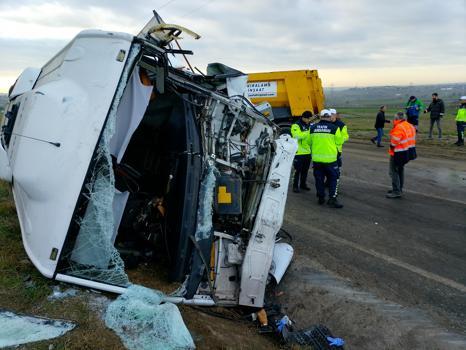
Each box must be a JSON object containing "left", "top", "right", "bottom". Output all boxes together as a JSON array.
[
  {"left": 399, "top": 136, "right": 416, "bottom": 144},
  {"left": 389, "top": 120, "right": 416, "bottom": 156},
  {"left": 394, "top": 145, "right": 415, "bottom": 152},
  {"left": 312, "top": 154, "right": 337, "bottom": 159}
]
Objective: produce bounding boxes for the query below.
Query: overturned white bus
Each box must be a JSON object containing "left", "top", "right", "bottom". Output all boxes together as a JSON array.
[{"left": 0, "top": 13, "right": 296, "bottom": 308}]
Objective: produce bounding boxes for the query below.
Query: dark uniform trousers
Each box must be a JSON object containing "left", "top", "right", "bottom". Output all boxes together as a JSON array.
[
  {"left": 313, "top": 161, "right": 339, "bottom": 199},
  {"left": 293, "top": 154, "right": 312, "bottom": 188},
  {"left": 457, "top": 121, "right": 466, "bottom": 143}
]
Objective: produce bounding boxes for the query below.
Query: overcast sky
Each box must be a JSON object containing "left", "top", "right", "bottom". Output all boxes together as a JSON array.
[{"left": 0, "top": 0, "right": 465, "bottom": 91}]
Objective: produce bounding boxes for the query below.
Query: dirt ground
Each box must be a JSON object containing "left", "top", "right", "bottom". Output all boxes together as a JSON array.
[
  {"left": 280, "top": 141, "right": 466, "bottom": 349},
  {"left": 1, "top": 140, "right": 466, "bottom": 349}
]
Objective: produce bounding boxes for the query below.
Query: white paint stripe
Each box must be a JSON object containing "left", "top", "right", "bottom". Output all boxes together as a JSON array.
[
  {"left": 293, "top": 222, "right": 466, "bottom": 294},
  {"left": 344, "top": 177, "right": 466, "bottom": 206}
]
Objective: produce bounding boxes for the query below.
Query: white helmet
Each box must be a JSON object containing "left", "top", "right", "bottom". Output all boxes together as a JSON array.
[
  {"left": 329, "top": 108, "right": 337, "bottom": 115},
  {"left": 460, "top": 96, "right": 466, "bottom": 101},
  {"left": 320, "top": 109, "right": 331, "bottom": 117}
]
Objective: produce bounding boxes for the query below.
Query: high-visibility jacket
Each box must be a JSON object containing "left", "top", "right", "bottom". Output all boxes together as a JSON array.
[
  {"left": 456, "top": 105, "right": 466, "bottom": 122},
  {"left": 389, "top": 120, "right": 416, "bottom": 156},
  {"left": 291, "top": 119, "right": 311, "bottom": 155},
  {"left": 334, "top": 119, "right": 349, "bottom": 153},
  {"left": 309, "top": 120, "right": 343, "bottom": 163}
]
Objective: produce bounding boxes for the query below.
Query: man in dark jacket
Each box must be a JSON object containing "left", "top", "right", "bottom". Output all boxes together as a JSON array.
[
  {"left": 371, "top": 105, "right": 390, "bottom": 147},
  {"left": 424, "top": 93, "right": 445, "bottom": 139}
]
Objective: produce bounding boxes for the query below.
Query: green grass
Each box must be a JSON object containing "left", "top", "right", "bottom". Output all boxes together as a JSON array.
[
  {"left": 338, "top": 107, "right": 459, "bottom": 136},
  {"left": 0, "top": 181, "right": 125, "bottom": 349},
  {"left": 336, "top": 106, "right": 466, "bottom": 159},
  {"left": 0, "top": 182, "right": 52, "bottom": 309}
]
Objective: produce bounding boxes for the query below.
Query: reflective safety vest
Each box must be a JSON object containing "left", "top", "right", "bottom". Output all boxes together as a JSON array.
[
  {"left": 456, "top": 106, "right": 466, "bottom": 122},
  {"left": 309, "top": 120, "right": 343, "bottom": 163},
  {"left": 334, "top": 119, "right": 349, "bottom": 153},
  {"left": 291, "top": 119, "right": 311, "bottom": 155},
  {"left": 389, "top": 120, "right": 416, "bottom": 156}
]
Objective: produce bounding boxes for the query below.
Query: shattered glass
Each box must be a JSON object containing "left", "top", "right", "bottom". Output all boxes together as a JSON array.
[
  {"left": 194, "top": 163, "right": 217, "bottom": 241},
  {"left": 67, "top": 45, "right": 143, "bottom": 286},
  {"left": 47, "top": 285, "right": 79, "bottom": 301},
  {"left": 105, "top": 285, "right": 195, "bottom": 350},
  {"left": 0, "top": 310, "right": 75, "bottom": 347}
]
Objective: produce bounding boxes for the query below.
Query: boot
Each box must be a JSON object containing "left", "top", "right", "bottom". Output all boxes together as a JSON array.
[
  {"left": 377, "top": 144, "right": 384, "bottom": 147},
  {"left": 300, "top": 184, "right": 311, "bottom": 191},
  {"left": 327, "top": 197, "right": 343, "bottom": 208},
  {"left": 293, "top": 186, "right": 300, "bottom": 193},
  {"left": 370, "top": 138, "right": 376, "bottom": 144},
  {"left": 318, "top": 197, "right": 325, "bottom": 205}
]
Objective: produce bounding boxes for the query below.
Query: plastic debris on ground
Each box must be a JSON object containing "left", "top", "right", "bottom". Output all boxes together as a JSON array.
[
  {"left": 104, "top": 285, "right": 195, "bottom": 350},
  {"left": 281, "top": 323, "right": 345, "bottom": 349},
  {"left": 0, "top": 310, "right": 75, "bottom": 348},
  {"left": 262, "top": 304, "right": 345, "bottom": 348},
  {"left": 47, "top": 285, "right": 79, "bottom": 301}
]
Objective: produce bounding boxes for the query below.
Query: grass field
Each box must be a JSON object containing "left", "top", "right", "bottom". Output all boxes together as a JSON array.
[{"left": 334, "top": 106, "right": 465, "bottom": 158}]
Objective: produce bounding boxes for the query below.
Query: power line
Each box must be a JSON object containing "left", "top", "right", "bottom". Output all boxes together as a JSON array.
[
  {"left": 180, "top": 0, "right": 215, "bottom": 18},
  {"left": 158, "top": 0, "right": 177, "bottom": 10}
]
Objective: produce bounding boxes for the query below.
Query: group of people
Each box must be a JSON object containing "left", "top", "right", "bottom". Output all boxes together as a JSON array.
[
  {"left": 290, "top": 108, "right": 348, "bottom": 209},
  {"left": 371, "top": 94, "right": 466, "bottom": 146},
  {"left": 289, "top": 94, "right": 466, "bottom": 206}
]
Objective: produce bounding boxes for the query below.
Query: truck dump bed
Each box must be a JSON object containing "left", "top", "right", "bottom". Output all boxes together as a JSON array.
[{"left": 247, "top": 70, "right": 324, "bottom": 123}]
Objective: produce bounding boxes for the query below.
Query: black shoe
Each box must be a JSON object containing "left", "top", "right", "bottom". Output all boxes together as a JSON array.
[
  {"left": 370, "top": 138, "right": 375, "bottom": 144},
  {"left": 377, "top": 144, "right": 384, "bottom": 147},
  {"left": 318, "top": 197, "right": 325, "bottom": 205},
  {"left": 300, "top": 185, "right": 311, "bottom": 191},
  {"left": 293, "top": 187, "right": 300, "bottom": 193},
  {"left": 385, "top": 192, "right": 402, "bottom": 198},
  {"left": 456, "top": 142, "right": 464, "bottom": 146},
  {"left": 327, "top": 197, "right": 343, "bottom": 208}
]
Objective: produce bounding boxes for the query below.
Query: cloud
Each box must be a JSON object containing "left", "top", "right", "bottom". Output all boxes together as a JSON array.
[{"left": 0, "top": 0, "right": 465, "bottom": 91}]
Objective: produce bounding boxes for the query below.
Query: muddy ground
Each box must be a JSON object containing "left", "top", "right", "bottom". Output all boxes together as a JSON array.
[
  {"left": 280, "top": 140, "right": 466, "bottom": 349},
  {"left": 1, "top": 140, "right": 465, "bottom": 349}
]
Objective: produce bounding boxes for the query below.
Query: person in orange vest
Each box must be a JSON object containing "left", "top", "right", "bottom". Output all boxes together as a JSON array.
[{"left": 386, "top": 112, "right": 417, "bottom": 199}]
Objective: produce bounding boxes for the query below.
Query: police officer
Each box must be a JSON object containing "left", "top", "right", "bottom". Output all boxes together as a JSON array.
[
  {"left": 330, "top": 108, "right": 349, "bottom": 196},
  {"left": 310, "top": 109, "right": 344, "bottom": 208},
  {"left": 454, "top": 96, "right": 466, "bottom": 146},
  {"left": 291, "top": 111, "right": 313, "bottom": 193}
]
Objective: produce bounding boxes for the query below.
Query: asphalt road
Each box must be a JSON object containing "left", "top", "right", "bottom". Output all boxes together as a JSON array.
[{"left": 283, "top": 141, "right": 466, "bottom": 334}]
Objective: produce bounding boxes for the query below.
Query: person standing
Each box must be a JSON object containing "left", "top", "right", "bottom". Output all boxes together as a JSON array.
[
  {"left": 371, "top": 105, "right": 390, "bottom": 147},
  {"left": 309, "top": 109, "right": 344, "bottom": 208},
  {"left": 386, "top": 112, "right": 417, "bottom": 199},
  {"left": 454, "top": 96, "right": 466, "bottom": 146},
  {"left": 424, "top": 93, "right": 445, "bottom": 139},
  {"left": 290, "top": 111, "right": 313, "bottom": 192},
  {"left": 330, "top": 108, "right": 348, "bottom": 196},
  {"left": 405, "top": 96, "right": 425, "bottom": 131}
]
